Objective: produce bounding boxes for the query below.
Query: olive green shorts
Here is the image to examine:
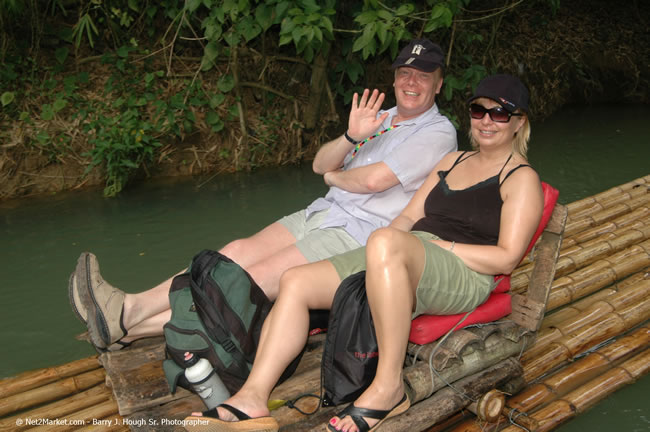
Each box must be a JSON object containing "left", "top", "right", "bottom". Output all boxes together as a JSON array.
[
  {"left": 327, "top": 231, "right": 495, "bottom": 318},
  {"left": 278, "top": 209, "right": 361, "bottom": 263}
]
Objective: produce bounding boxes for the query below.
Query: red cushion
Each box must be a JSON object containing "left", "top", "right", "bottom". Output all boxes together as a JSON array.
[
  {"left": 409, "top": 293, "right": 512, "bottom": 344},
  {"left": 493, "top": 275, "right": 511, "bottom": 293},
  {"left": 524, "top": 182, "right": 559, "bottom": 257},
  {"left": 408, "top": 182, "right": 559, "bottom": 345}
]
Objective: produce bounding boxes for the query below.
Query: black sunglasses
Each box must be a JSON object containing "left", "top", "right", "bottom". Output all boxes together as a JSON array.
[{"left": 469, "top": 103, "right": 522, "bottom": 123}]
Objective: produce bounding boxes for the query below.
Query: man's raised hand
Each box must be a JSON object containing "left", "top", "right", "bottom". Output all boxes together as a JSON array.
[{"left": 347, "top": 89, "right": 390, "bottom": 142}]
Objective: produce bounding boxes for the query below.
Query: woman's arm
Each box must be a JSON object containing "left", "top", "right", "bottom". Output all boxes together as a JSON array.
[{"left": 433, "top": 167, "right": 544, "bottom": 275}]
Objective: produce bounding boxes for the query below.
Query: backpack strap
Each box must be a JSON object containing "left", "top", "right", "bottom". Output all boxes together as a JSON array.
[{"left": 189, "top": 250, "right": 250, "bottom": 378}]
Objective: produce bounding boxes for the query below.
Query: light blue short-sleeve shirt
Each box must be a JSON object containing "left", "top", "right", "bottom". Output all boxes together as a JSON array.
[{"left": 307, "top": 103, "right": 457, "bottom": 245}]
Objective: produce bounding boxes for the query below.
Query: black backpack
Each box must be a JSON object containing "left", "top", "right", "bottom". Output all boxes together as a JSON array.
[
  {"left": 162, "top": 249, "right": 301, "bottom": 394},
  {"left": 321, "top": 271, "right": 378, "bottom": 406}
]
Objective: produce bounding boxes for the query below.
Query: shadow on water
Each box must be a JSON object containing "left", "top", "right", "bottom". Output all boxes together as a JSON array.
[{"left": 0, "top": 103, "right": 648, "bottom": 430}]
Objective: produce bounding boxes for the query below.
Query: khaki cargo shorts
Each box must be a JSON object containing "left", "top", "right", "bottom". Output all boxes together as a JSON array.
[
  {"left": 328, "top": 231, "right": 495, "bottom": 318},
  {"left": 278, "top": 209, "right": 361, "bottom": 263}
]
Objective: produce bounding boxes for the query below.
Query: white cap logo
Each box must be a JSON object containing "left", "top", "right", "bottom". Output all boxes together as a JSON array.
[{"left": 411, "top": 44, "right": 424, "bottom": 55}]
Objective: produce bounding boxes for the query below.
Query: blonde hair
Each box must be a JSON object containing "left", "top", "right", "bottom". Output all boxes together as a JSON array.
[
  {"left": 469, "top": 113, "right": 531, "bottom": 158},
  {"left": 512, "top": 116, "right": 530, "bottom": 157}
]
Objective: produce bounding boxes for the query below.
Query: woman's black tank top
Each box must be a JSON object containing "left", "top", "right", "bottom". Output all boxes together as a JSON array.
[{"left": 411, "top": 152, "right": 530, "bottom": 245}]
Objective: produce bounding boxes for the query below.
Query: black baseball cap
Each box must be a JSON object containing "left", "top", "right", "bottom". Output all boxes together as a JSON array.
[
  {"left": 468, "top": 74, "right": 529, "bottom": 113},
  {"left": 391, "top": 39, "right": 444, "bottom": 73}
]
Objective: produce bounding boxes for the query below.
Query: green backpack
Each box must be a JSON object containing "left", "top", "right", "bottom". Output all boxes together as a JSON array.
[{"left": 162, "top": 250, "right": 299, "bottom": 394}]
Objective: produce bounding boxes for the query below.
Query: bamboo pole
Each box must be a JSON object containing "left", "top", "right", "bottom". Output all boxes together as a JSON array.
[
  {"left": 540, "top": 269, "right": 648, "bottom": 330},
  {"left": 528, "top": 277, "right": 650, "bottom": 355},
  {"left": 521, "top": 290, "right": 649, "bottom": 382},
  {"left": 0, "top": 384, "right": 112, "bottom": 432},
  {"left": 565, "top": 176, "right": 648, "bottom": 212},
  {"left": 512, "top": 326, "right": 648, "bottom": 411},
  {"left": 565, "top": 176, "right": 649, "bottom": 219},
  {"left": 563, "top": 211, "right": 649, "bottom": 251},
  {"left": 560, "top": 199, "right": 646, "bottom": 248},
  {"left": 452, "top": 328, "right": 650, "bottom": 432},
  {"left": 405, "top": 336, "right": 528, "bottom": 405},
  {"left": 0, "top": 356, "right": 100, "bottom": 399},
  {"left": 513, "top": 217, "right": 650, "bottom": 290},
  {"left": 544, "top": 241, "right": 650, "bottom": 312},
  {"left": 0, "top": 369, "right": 106, "bottom": 417},
  {"left": 510, "top": 230, "right": 649, "bottom": 300},
  {"left": 568, "top": 192, "right": 648, "bottom": 228},
  {"left": 423, "top": 412, "right": 471, "bottom": 432},
  {"left": 31, "top": 399, "right": 122, "bottom": 432},
  {"left": 269, "top": 332, "right": 529, "bottom": 426},
  {"left": 466, "top": 389, "right": 506, "bottom": 422},
  {"left": 520, "top": 183, "right": 650, "bottom": 266},
  {"left": 564, "top": 195, "right": 649, "bottom": 239},
  {"left": 380, "top": 359, "right": 523, "bottom": 432},
  {"left": 500, "top": 348, "right": 650, "bottom": 432},
  {"left": 278, "top": 358, "right": 523, "bottom": 432}
]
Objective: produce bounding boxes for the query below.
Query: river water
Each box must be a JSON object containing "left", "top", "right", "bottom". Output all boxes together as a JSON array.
[{"left": 0, "top": 103, "right": 648, "bottom": 430}]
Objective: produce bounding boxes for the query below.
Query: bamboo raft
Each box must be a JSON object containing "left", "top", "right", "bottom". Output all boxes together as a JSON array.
[{"left": 1, "top": 174, "right": 648, "bottom": 432}]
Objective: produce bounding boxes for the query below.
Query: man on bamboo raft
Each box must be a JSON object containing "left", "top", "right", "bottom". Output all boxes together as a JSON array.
[
  {"left": 68, "top": 39, "right": 457, "bottom": 352},
  {"left": 181, "top": 74, "right": 544, "bottom": 432}
]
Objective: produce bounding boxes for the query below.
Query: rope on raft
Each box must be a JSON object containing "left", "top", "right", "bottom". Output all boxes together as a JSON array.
[{"left": 507, "top": 407, "right": 533, "bottom": 432}]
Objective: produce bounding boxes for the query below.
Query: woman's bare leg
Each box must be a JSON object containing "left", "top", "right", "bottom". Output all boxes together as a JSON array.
[
  {"left": 330, "top": 228, "right": 425, "bottom": 432},
  {"left": 201, "top": 260, "right": 342, "bottom": 421}
]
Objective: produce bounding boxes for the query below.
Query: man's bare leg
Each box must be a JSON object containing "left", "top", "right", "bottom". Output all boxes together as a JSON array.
[
  {"left": 220, "top": 222, "right": 299, "bottom": 269},
  {"left": 120, "top": 222, "right": 303, "bottom": 337}
]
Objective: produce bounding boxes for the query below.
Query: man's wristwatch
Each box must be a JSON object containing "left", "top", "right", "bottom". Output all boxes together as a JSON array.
[{"left": 344, "top": 131, "right": 359, "bottom": 145}]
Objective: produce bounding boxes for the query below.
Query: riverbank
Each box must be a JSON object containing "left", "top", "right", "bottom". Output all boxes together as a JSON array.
[{"left": 1, "top": 1, "right": 648, "bottom": 201}]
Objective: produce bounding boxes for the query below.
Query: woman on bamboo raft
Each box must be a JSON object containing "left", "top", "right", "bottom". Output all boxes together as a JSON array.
[{"left": 184, "top": 73, "right": 544, "bottom": 432}]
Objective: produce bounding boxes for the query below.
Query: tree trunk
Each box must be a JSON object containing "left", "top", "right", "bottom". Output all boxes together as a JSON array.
[{"left": 303, "top": 46, "right": 330, "bottom": 131}]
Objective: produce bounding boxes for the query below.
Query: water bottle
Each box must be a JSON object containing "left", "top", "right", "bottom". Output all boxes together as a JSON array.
[{"left": 183, "top": 351, "right": 230, "bottom": 409}]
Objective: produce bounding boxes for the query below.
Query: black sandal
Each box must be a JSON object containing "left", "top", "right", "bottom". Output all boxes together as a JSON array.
[{"left": 326, "top": 394, "right": 410, "bottom": 432}]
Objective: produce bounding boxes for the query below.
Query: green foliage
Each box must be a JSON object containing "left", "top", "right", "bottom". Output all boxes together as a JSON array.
[
  {"left": 0, "top": 0, "right": 565, "bottom": 196},
  {"left": 78, "top": 49, "right": 225, "bottom": 196},
  {"left": 72, "top": 13, "right": 99, "bottom": 48},
  {"left": 352, "top": 3, "right": 409, "bottom": 59},
  {"left": 85, "top": 112, "right": 161, "bottom": 197},
  {"left": 81, "top": 55, "right": 163, "bottom": 196},
  {"left": 278, "top": 0, "right": 335, "bottom": 62},
  {"left": 1, "top": 92, "right": 14, "bottom": 107},
  {"left": 443, "top": 64, "right": 487, "bottom": 103}
]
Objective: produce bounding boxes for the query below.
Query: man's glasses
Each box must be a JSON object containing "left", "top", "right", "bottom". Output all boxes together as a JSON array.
[{"left": 469, "top": 103, "right": 522, "bottom": 123}]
